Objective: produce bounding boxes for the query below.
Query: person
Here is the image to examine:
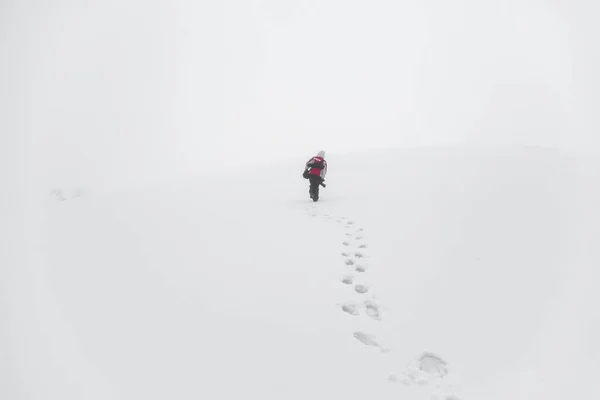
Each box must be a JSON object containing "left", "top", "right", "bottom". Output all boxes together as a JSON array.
[{"left": 303, "top": 150, "right": 327, "bottom": 201}]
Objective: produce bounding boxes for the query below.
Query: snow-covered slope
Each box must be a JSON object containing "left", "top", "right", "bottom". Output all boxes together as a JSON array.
[{"left": 5, "top": 146, "right": 599, "bottom": 400}]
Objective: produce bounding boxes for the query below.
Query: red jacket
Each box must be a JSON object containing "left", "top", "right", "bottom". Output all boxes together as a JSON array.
[{"left": 305, "top": 156, "right": 327, "bottom": 179}]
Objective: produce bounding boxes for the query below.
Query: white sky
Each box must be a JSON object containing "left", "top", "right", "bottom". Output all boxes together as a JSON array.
[{"left": 2, "top": 0, "right": 600, "bottom": 189}]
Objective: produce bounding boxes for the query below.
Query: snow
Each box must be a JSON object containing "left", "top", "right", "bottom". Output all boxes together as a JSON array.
[
  {"left": 4, "top": 146, "right": 599, "bottom": 400},
  {"left": 3, "top": 0, "right": 600, "bottom": 397}
]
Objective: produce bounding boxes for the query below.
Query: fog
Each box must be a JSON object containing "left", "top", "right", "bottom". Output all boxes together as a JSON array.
[
  {"left": 2, "top": 2, "right": 600, "bottom": 398},
  {"left": 2, "top": 0, "right": 600, "bottom": 191}
]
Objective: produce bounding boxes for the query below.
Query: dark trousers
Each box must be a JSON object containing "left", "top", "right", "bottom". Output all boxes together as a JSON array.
[{"left": 309, "top": 175, "right": 322, "bottom": 198}]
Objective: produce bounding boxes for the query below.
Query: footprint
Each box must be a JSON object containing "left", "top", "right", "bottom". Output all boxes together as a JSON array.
[
  {"left": 356, "top": 236, "right": 363, "bottom": 240},
  {"left": 401, "top": 370, "right": 422, "bottom": 386},
  {"left": 345, "top": 259, "right": 355, "bottom": 266},
  {"left": 353, "top": 331, "right": 378, "bottom": 346},
  {"left": 364, "top": 301, "right": 381, "bottom": 320},
  {"left": 341, "top": 252, "right": 349, "bottom": 257},
  {"left": 352, "top": 331, "right": 387, "bottom": 352},
  {"left": 358, "top": 244, "right": 368, "bottom": 249},
  {"left": 415, "top": 377, "right": 428, "bottom": 385},
  {"left": 342, "top": 242, "right": 350, "bottom": 246},
  {"left": 341, "top": 304, "right": 359, "bottom": 316},
  {"left": 400, "top": 376, "right": 413, "bottom": 386},
  {"left": 345, "top": 233, "right": 353, "bottom": 237},
  {"left": 397, "top": 353, "right": 449, "bottom": 391},
  {"left": 418, "top": 352, "right": 448, "bottom": 378},
  {"left": 346, "top": 221, "right": 354, "bottom": 225},
  {"left": 341, "top": 276, "right": 353, "bottom": 285},
  {"left": 354, "top": 284, "right": 369, "bottom": 294},
  {"left": 354, "top": 252, "right": 365, "bottom": 259},
  {"left": 355, "top": 265, "right": 367, "bottom": 273},
  {"left": 357, "top": 228, "right": 364, "bottom": 232}
]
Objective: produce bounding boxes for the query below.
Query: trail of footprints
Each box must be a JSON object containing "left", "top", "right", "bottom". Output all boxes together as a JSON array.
[
  {"left": 304, "top": 211, "right": 385, "bottom": 349},
  {"left": 307, "top": 206, "right": 459, "bottom": 399},
  {"left": 336, "top": 217, "right": 459, "bottom": 398},
  {"left": 336, "top": 218, "right": 384, "bottom": 352}
]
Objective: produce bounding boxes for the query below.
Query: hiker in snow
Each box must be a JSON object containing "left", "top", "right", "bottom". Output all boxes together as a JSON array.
[{"left": 303, "top": 151, "right": 327, "bottom": 201}]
